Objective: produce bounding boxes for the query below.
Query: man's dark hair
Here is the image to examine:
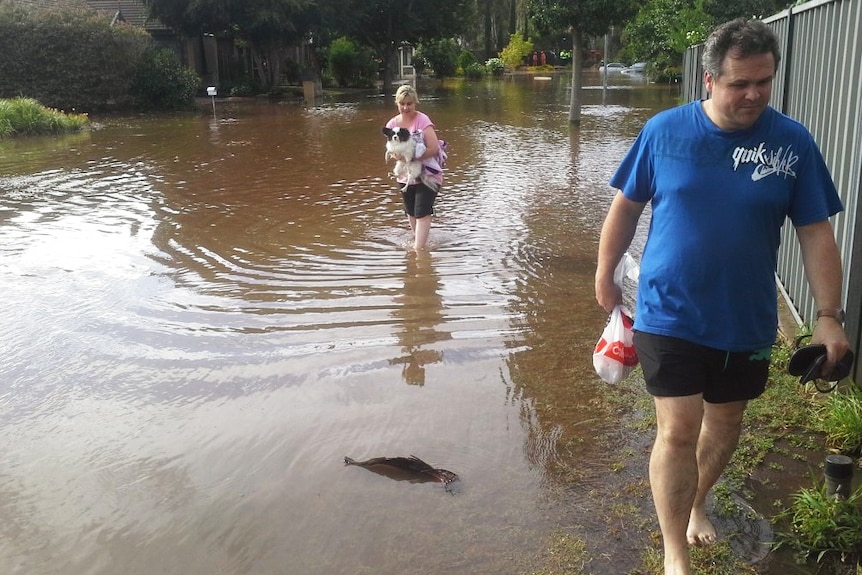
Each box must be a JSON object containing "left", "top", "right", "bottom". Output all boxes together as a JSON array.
[{"left": 701, "top": 18, "right": 781, "bottom": 78}]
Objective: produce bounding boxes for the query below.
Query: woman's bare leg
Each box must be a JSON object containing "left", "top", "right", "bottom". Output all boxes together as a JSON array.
[
  {"left": 413, "top": 215, "right": 432, "bottom": 250},
  {"left": 406, "top": 214, "right": 417, "bottom": 239}
]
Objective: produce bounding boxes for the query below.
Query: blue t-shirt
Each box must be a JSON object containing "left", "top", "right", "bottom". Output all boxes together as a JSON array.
[{"left": 610, "top": 102, "right": 842, "bottom": 351}]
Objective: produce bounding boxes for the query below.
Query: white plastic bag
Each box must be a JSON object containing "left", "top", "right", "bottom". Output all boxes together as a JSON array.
[
  {"left": 593, "top": 304, "right": 638, "bottom": 384},
  {"left": 613, "top": 252, "right": 640, "bottom": 286},
  {"left": 593, "top": 252, "right": 640, "bottom": 384}
]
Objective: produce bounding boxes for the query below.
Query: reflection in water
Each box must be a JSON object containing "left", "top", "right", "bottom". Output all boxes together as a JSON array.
[
  {"left": 389, "top": 252, "right": 448, "bottom": 385},
  {"left": 0, "top": 73, "right": 684, "bottom": 575}
]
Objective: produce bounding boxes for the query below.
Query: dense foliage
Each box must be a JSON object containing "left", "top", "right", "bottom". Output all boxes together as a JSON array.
[
  {"left": 498, "top": 33, "right": 533, "bottom": 70},
  {"left": 621, "top": 0, "right": 713, "bottom": 81},
  {"left": 326, "top": 37, "right": 377, "bottom": 88},
  {"left": 143, "top": 0, "right": 316, "bottom": 92},
  {"left": 485, "top": 57, "right": 505, "bottom": 76},
  {"left": 415, "top": 38, "right": 461, "bottom": 79},
  {"left": 129, "top": 48, "right": 201, "bottom": 110},
  {"left": 318, "top": 0, "right": 476, "bottom": 94},
  {"left": 620, "top": 0, "right": 799, "bottom": 80},
  {"left": 0, "top": 3, "right": 151, "bottom": 111},
  {"left": 0, "top": 0, "right": 806, "bottom": 115}
]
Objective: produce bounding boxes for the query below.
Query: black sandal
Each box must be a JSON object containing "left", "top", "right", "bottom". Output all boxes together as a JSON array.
[{"left": 787, "top": 334, "right": 855, "bottom": 393}]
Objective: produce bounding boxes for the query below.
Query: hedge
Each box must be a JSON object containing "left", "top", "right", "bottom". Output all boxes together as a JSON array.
[{"left": 0, "top": 2, "right": 152, "bottom": 111}]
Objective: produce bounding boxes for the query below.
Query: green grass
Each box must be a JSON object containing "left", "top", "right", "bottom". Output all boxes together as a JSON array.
[
  {"left": 528, "top": 532, "right": 590, "bottom": 575},
  {"left": 813, "top": 385, "right": 862, "bottom": 454},
  {"left": 639, "top": 541, "right": 759, "bottom": 575},
  {"left": 0, "top": 97, "right": 89, "bottom": 138},
  {"left": 773, "top": 483, "right": 862, "bottom": 561}
]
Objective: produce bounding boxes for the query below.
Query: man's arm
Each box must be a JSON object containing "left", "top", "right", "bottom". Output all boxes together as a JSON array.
[
  {"left": 595, "top": 191, "right": 647, "bottom": 313},
  {"left": 796, "top": 220, "right": 851, "bottom": 368}
]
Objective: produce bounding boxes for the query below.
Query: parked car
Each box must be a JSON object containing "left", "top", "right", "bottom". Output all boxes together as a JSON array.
[
  {"left": 621, "top": 62, "right": 648, "bottom": 75},
  {"left": 598, "top": 62, "right": 626, "bottom": 73}
]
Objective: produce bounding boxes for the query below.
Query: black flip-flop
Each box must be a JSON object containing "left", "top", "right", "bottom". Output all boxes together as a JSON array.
[{"left": 787, "top": 335, "right": 855, "bottom": 393}]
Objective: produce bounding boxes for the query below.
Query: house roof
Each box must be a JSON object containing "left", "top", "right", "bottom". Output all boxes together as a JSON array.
[
  {"left": 15, "top": 0, "right": 173, "bottom": 34},
  {"left": 85, "top": 0, "right": 169, "bottom": 31}
]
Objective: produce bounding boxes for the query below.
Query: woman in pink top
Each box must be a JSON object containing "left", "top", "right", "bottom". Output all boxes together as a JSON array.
[{"left": 385, "top": 85, "right": 443, "bottom": 251}]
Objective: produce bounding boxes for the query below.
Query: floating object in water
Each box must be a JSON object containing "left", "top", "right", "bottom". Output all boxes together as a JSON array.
[{"left": 344, "top": 455, "right": 460, "bottom": 492}]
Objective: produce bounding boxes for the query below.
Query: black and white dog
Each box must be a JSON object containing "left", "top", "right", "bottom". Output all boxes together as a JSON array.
[{"left": 381, "top": 127, "right": 425, "bottom": 190}]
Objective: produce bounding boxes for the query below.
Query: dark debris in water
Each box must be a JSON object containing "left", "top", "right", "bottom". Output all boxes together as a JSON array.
[{"left": 344, "top": 455, "right": 461, "bottom": 494}]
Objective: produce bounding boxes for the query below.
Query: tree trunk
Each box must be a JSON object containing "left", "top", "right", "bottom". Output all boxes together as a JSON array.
[
  {"left": 381, "top": 46, "right": 395, "bottom": 99},
  {"left": 568, "top": 27, "right": 583, "bottom": 124},
  {"left": 483, "top": 0, "right": 493, "bottom": 61}
]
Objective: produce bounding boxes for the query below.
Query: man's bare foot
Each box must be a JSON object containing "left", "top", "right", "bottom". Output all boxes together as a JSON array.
[{"left": 686, "top": 507, "right": 717, "bottom": 546}]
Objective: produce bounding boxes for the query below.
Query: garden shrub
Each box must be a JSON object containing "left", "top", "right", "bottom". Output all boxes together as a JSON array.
[
  {"left": 485, "top": 57, "right": 505, "bottom": 77},
  {"left": 499, "top": 33, "right": 533, "bottom": 71},
  {"left": 0, "top": 2, "right": 151, "bottom": 111},
  {"left": 415, "top": 38, "right": 459, "bottom": 79},
  {"left": 326, "top": 37, "right": 377, "bottom": 88},
  {"left": 129, "top": 47, "right": 200, "bottom": 110},
  {"left": 456, "top": 50, "right": 477, "bottom": 75},
  {"left": 463, "top": 62, "right": 485, "bottom": 79}
]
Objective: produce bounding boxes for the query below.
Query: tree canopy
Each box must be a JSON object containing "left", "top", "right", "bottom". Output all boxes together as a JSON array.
[
  {"left": 143, "top": 0, "right": 316, "bottom": 90},
  {"left": 317, "top": 0, "right": 476, "bottom": 95},
  {"left": 141, "top": 0, "right": 801, "bottom": 100},
  {"left": 621, "top": 0, "right": 794, "bottom": 81},
  {"left": 622, "top": 0, "right": 712, "bottom": 77}
]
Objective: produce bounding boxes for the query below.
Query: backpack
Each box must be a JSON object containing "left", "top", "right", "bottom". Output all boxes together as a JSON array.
[{"left": 423, "top": 139, "right": 447, "bottom": 176}]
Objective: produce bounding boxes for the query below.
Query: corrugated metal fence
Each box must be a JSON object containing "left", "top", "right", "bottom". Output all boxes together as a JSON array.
[{"left": 683, "top": 0, "right": 862, "bottom": 382}]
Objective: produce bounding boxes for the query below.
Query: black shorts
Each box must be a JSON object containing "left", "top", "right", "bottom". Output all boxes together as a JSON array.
[
  {"left": 633, "top": 331, "right": 770, "bottom": 403},
  {"left": 401, "top": 182, "right": 438, "bottom": 218}
]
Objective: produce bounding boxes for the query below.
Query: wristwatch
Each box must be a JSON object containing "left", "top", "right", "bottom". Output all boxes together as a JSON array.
[{"left": 816, "top": 308, "right": 846, "bottom": 323}]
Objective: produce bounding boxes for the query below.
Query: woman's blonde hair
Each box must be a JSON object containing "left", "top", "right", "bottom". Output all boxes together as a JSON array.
[{"left": 394, "top": 84, "right": 419, "bottom": 104}]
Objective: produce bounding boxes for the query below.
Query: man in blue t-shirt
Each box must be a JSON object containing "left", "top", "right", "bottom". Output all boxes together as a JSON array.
[{"left": 594, "top": 18, "right": 850, "bottom": 575}]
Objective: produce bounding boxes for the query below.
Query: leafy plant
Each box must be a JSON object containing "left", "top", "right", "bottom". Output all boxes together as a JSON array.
[
  {"left": 621, "top": 0, "right": 712, "bottom": 78},
  {"left": 499, "top": 33, "right": 533, "bottom": 70},
  {"left": 129, "top": 48, "right": 200, "bottom": 111},
  {"left": 456, "top": 49, "right": 478, "bottom": 76},
  {"left": 774, "top": 483, "right": 862, "bottom": 561},
  {"left": 485, "top": 57, "right": 505, "bottom": 76},
  {"left": 326, "top": 36, "right": 377, "bottom": 88},
  {"left": 463, "top": 62, "right": 485, "bottom": 79},
  {"left": 229, "top": 83, "right": 257, "bottom": 97},
  {"left": 414, "top": 38, "right": 460, "bottom": 78},
  {"left": 814, "top": 385, "right": 862, "bottom": 455}
]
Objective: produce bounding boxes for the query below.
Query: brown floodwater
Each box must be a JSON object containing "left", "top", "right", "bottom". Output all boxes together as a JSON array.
[{"left": 1, "top": 72, "right": 680, "bottom": 574}]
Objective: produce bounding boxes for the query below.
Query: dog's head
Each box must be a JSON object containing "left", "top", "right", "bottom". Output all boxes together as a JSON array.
[{"left": 382, "top": 127, "right": 411, "bottom": 143}]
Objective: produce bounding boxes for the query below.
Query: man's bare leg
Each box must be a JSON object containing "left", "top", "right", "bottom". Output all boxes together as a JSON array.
[
  {"left": 650, "top": 394, "right": 704, "bottom": 575},
  {"left": 687, "top": 400, "right": 746, "bottom": 545}
]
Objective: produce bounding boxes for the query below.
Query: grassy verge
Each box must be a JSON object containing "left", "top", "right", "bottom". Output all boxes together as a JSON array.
[
  {"left": 0, "top": 97, "right": 89, "bottom": 138},
  {"left": 526, "top": 340, "right": 862, "bottom": 575}
]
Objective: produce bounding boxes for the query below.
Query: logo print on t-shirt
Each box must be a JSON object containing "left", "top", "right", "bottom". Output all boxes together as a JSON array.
[{"left": 731, "top": 142, "right": 799, "bottom": 181}]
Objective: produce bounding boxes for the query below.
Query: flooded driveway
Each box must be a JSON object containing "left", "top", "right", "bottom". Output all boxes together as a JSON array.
[{"left": 0, "top": 72, "right": 677, "bottom": 574}]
